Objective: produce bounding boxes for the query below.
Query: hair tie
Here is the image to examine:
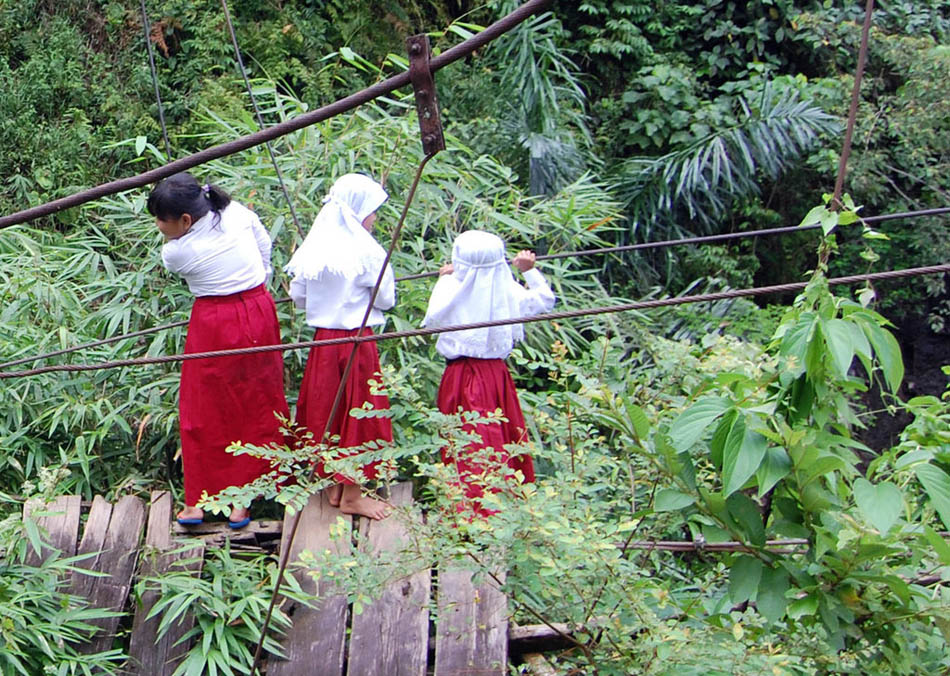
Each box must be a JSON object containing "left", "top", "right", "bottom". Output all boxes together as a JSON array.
[{"left": 202, "top": 184, "right": 211, "bottom": 197}]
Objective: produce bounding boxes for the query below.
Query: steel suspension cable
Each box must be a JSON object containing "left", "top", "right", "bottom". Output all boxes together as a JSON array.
[
  {"left": 2, "top": 263, "right": 947, "bottom": 381},
  {"left": 219, "top": 0, "right": 305, "bottom": 240},
  {"left": 3, "top": 204, "right": 946, "bottom": 372},
  {"left": 138, "top": 0, "right": 172, "bottom": 159},
  {"left": 0, "top": 0, "right": 553, "bottom": 231},
  {"left": 2, "top": 205, "right": 946, "bottom": 371}
]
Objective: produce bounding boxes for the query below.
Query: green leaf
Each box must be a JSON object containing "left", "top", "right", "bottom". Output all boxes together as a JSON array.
[
  {"left": 729, "top": 555, "right": 763, "bottom": 605},
  {"left": 921, "top": 527, "right": 950, "bottom": 566},
  {"left": 788, "top": 595, "right": 819, "bottom": 619},
  {"left": 654, "top": 488, "right": 695, "bottom": 512},
  {"left": 727, "top": 492, "right": 766, "bottom": 546},
  {"left": 757, "top": 566, "right": 789, "bottom": 624},
  {"left": 134, "top": 135, "right": 147, "bottom": 156},
  {"left": 915, "top": 463, "right": 950, "bottom": 530},
  {"left": 756, "top": 446, "right": 791, "bottom": 497},
  {"left": 819, "top": 209, "right": 838, "bottom": 235},
  {"left": 801, "top": 455, "right": 848, "bottom": 487},
  {"left": 670, "top": 396, "right": 731, "bottom": 451},
  {"left": 822, "top": 319, "right": 855, "bottom": 378},
  {"left": 625, "top": 402, "right": 650, "bottom": 440},
  {"left": 723, "top": 427, "right": 767, "bottom": 497},
  {"left": 852, "top": 478, "right": 903, "bottom": 534},
  {"left": 862, "top": 322, "right": 904, "bottom": 392}
]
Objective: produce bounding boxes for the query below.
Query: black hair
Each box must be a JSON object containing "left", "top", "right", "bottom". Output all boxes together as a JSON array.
[{"left": 146, "top": 172, "right": 230, "bottom": 226}]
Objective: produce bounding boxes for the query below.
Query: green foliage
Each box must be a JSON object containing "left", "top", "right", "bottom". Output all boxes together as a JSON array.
[
  {"left": 137, "top": 542, "right": 309, "bottom": 675},
  {"left": 619, "top": 80, "right": 839, "bottom": 239},
  {"left": 0, "top": 498, "right": 126, "bottom": 674}
]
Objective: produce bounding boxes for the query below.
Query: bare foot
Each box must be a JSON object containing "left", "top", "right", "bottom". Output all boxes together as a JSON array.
[
  {"left": 339, "top": 485, "right": 391, "bottom": 520},
  {"left": 177, "top": 506, "right": 204, "bottom": 522},
  {"left": 326, "top": 483, "right": 343, "bottom": 507},
  {"left": 229, "top": 506, "right": 251, "bottom": 525}
]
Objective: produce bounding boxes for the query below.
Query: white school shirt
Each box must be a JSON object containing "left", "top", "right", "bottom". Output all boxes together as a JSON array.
[
  {"left": 161, "top": 201, "right": 272, "bottom": 296},
  {"left": 430, "top": 268, "right": 555, "bottom": 360},
  {"left": 289, "top": 263, "right": 395, "bottom": 329}
]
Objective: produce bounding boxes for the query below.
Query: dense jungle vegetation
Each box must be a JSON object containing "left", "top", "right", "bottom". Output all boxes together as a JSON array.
[{"left": 1, "top": 1, "right": 949, "bottom": 673}]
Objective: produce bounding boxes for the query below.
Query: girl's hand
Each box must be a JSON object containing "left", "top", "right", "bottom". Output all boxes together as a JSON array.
[
  {"left": 438, "top": 263, "right": 454, "bottom": 276},
  {"left": 512, "top": 250, "right": 536, "bottom": 273}
]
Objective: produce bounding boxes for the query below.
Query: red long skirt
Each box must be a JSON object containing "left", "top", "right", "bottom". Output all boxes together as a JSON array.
[
  {"left": 179, "top": 284, "right": 289, "bottom": 507},
  {"left": 437, "top": 357, "right": 535, "bottom": 514},
  {"left": 296, "top": 327, "right": 392, "bottom": 484}
]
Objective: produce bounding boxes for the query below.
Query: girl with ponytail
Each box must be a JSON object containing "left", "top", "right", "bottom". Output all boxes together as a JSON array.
[{"left": 148, "top": 172, "right": 289, "bottom": 528}]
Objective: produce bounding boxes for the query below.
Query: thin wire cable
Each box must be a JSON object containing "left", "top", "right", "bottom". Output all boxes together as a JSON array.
[
  {"left": 395, "top": 206, "right": 950, "bottom": 282},
  {"left": 2, "top": 263, "right": 947, "bottom": 380},
  {"left": 0, "top": 0, "right": 553, "bottom": 231},
  {"left": 3, "top": 204, "right": 946, "bottom": 371},
  {"left": 138, "top": 0, "right": 172, "bottom": 159},
  {"left": 248, "top": 153, "right": 436, "bottom": 674},
  {"left": 219, "top": 0, "right": 305, "bottom": 240}
]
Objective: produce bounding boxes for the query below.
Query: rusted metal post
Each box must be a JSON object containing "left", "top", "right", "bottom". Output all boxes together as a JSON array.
[{"left": 407, "top": 34, "right": 446, "bottom": 157}]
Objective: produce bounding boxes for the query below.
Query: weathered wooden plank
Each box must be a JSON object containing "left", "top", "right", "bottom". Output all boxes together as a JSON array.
[
  {"left": 69, "top": 495, "right": 114, "bottom": 604},
  {"left": 70, "top": 495, "right": 147, "bottom": 655},
  {"left": 348, "top": 482, "right": 431, "bottom": 676},
  {"left": 434, "top": 566, "right": 508, "bottom": 676},
  {"left": 268, "top": 490, "right": 352, "bottom": 676},
  {"left": 22, "top": 494, "right": 82, "bottom": 565},
  {"left": 127, "top": 491, "right": 204, "bottom": 675}
]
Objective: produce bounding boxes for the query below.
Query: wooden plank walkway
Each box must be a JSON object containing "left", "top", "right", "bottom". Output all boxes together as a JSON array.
[{"left": 20, "top": 484, "right": 511, "bottom": 674}]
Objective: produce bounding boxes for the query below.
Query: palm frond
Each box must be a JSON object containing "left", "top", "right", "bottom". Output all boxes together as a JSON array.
[{"left": 618, "top": 83, "right": 841, "bottom": 238}]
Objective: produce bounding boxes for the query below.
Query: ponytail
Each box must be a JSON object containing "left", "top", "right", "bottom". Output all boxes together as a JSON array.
[{"left": 147, "top": 172, "right": 231, "bottom": 228}]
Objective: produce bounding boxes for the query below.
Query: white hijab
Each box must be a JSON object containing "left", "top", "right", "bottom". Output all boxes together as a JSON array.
[
  {"left": 285, "top": 173, "right": 389, "bottom": 281},
  {"left": 422, "top": 230, "right": 523, "bottom": 354}
]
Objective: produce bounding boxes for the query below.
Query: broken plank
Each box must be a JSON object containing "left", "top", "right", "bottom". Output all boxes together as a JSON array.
[
  {"left": 22, "top": 494, "right": 81, "bottom": 565},
  {"left": 70, "top": 495, "right": 147, "bottom": 655},
  {"left": 348, "top": 482, "right": 430, "bottom": 676},
  {"left": 268, "top": 490, "right": 351, "bottom": 676},
  {"left": 434, "top": 566, "right": 508, "bottom": 676},
  {"left": 127, "top": 491, "right": 204, "bottom": 676}
]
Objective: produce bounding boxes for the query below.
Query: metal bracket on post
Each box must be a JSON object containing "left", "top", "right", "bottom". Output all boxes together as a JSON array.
[{"left": 407, "top": 34, "right": 446, "bottom": 157}]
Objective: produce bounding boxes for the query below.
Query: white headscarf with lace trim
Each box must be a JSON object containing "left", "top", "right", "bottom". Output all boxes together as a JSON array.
[
  {"left": 285, "top": 173, "right": 388, "bottom": 281},
  {"left": 422, "top": 230, "right": 524, "bottom": 355}
]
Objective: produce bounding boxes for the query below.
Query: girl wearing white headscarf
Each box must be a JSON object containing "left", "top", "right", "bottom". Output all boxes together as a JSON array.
[
  {"left": 422, "top": 230, "right": 555, "bottom": 516},
  {"left": 286, "top": 173, "right": 395, "bottom": 520}
]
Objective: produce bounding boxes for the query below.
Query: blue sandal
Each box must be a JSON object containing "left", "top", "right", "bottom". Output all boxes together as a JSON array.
[{"left": 228, "top": 516, "right": 251, "bottom": 529}]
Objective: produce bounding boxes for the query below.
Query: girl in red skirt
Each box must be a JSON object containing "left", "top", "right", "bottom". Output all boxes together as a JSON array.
[
  {"left": 148, "top": 172, "right": 289, "bottom": 528},
  {"left": 423, "top": 230, "right": 556, "bottom": 515},
  {"left": 285, "top": 173, "right": 394, "bottom": 520}
]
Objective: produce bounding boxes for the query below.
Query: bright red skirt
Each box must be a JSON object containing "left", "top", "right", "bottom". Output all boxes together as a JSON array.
[
  {"left": 179, "top": 284, "right": 289, "bottom": 507},
  {"left": 296, "top": 328, "right": 392, "bottom": 484},
  {"left": 437, "top": 357, "right": 535, "bottom": 513}
]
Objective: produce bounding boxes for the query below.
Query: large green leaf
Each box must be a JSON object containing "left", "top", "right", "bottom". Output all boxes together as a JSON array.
[
  {"left": 723, "top": 426, "right": 767, "bottom": 497},
  {"left": 822, "top": 318, "right": 855, "bottom": 378},
  {"left": 862, "top": 322, "right": 904, "bottom": 392},
  {"left": 915, "top": 463, "right": 950, "bottom": 530},
  {"left": 654, "top": 488, "right": 695, "bottom": 512},
  {"left": 669, "top": 396, "right": 731, "bottom": 451},
  {"left": 727, "top": 492, "right": 765, "bottom": 546},
  {"left": 757, "top": 565, "right": 789, "bottom": 624},
  {"left": 729, "top": 555, "right": 763, "bottom": 605},
  {"left": 852, "top": 478, "right": 903, "bottom": 534},
  {"left": 756, "top": 446, "right": 792, "bottom": 497}
]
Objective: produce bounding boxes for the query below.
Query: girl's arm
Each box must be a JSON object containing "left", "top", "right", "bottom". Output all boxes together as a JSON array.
[
  {"left": 248, "top": 210, "right": 273, "bottom": 279},
  {"left": 289, "top": 276, "right": 307, "bottom": 309},
  {"left": 372, "top": 263, "right": 396, "bottom": 310},
  {"left": 511, "top": 250, "right": 555, "bottom": 316}
]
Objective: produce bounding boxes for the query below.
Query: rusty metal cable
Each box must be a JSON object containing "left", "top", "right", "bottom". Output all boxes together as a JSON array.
[
  {"left": 0, "top": 0, "right": 553, "bottom": 231},
  {"left": 833, "top": 0, "right": 875, "bottom": 207},
  {"left": 219, "top": 0, "right": 305, "bottom": 240},
  {"left": 3, "top": 204, "right": 946, "bottom": 372},
  {"left": 2, "top": 263, "right": 947, "bottom": 381},
  {"left": 139, "top": 0, "right": 172, "bottom": 159}
]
